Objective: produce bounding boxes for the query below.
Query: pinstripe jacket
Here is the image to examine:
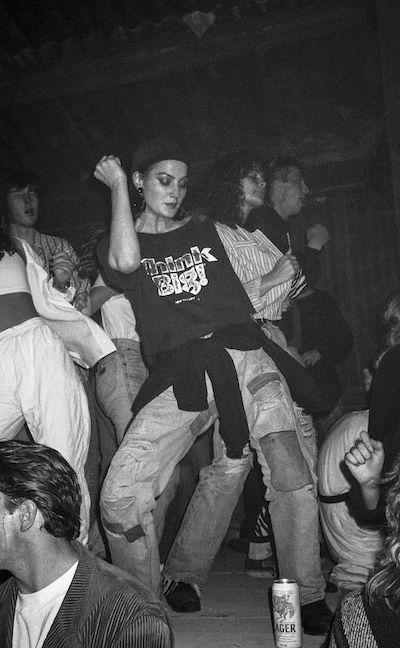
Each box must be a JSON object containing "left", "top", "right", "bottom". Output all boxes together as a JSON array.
[
  {"left": 0, "top": 542, "right": 174, "bottom": 647},
  {"left": 215, "top": 222, "right": 306, "bottom": 321}
]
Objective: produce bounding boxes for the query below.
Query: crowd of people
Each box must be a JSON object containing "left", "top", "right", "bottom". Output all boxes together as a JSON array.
[{"left": 0, "top": 138, "right": 398, "bottom": 647}]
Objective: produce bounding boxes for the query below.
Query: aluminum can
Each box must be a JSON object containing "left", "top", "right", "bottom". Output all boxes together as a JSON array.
[{"left": 272, "top": 579, "right": 302, "bottom": 648}]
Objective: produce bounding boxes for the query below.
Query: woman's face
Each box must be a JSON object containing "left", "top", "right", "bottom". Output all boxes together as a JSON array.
[
  {"left": 138, "top": 160, "right": 188, "bottom": 220},
  {"left": 240, "top": 166, "right": 266, "bottom": 210}
]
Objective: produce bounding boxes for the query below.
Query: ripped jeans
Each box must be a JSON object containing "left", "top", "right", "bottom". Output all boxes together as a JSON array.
[{"left": 100, "top": 347, "right": 325, "bottom": 604}]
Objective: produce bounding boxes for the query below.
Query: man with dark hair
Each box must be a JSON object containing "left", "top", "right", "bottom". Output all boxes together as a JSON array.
[
  {"left": 245, "top": 158, "right": 329, "bottom": 284},
  {"left": 229, "top": 158, "right": 331, "bottom": 588},
  {"left": 2, "top": 169, "right": 90, "bottom": 308},
  {"left": 0, "top": 440, "right": 173, "bottom": 648}
]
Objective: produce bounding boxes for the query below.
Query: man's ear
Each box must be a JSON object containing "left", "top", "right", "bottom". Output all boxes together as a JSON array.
[
  {"left": 18, "top": 500, "right": 39, "bottom": 532},
  {"left": 132, "top": 171, "right": 143, "bottom": 191}
]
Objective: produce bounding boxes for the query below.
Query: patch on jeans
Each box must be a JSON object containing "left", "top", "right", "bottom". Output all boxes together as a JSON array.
[
  {"left": 259, "top": 430, "right": 312, "bottom": 492},
  {"left": 248, "top": 372, "right": 281, "bottom": 396},
  {"left": 104, "top": 521, "right": 145, "bottom": 543}
]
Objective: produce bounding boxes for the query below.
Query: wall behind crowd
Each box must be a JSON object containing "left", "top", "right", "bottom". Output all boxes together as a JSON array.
[{"left": 290, "top": 187, "right": 399, "bottom": 406}]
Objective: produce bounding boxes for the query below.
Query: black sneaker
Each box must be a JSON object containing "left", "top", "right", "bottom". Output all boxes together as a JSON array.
[
  {"left": 301, "top": 598, "right": 333, "bottom": 636},
  {"left": 164, "top": 581, "right": 201, "bottom": 613},
  {"left": 244, "top": 556, "right": 276, "bottom": 579}
]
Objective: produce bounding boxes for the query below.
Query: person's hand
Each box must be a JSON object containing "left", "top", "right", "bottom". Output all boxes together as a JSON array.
[
  {"left": 73, "top": 292, "right": 89, "bottom": 312},
  {"left": 269, "top": 253, "right": 299, "bottom": 284},
  {"left": 94, "top": 155, "right": 126, "bottom": 190},
  {"left": 307, "top": 224, "right": 329, "bottom": 251},
  {"left": 287, "top": 346, "right": 306, "bottom": 366},
  {"left": 344, "top": 431, "right": 384, "bottom": 487},
  {"left": 302, "top": 349, "right": 322, "bottom": 367},
  {"left": 50, "top": 252, "right": 74, "bottom": 290}
]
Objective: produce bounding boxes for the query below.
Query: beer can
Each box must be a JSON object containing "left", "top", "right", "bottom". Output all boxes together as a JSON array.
[{"left": 272, "top": 579, "right": 302, "bottom": 648}]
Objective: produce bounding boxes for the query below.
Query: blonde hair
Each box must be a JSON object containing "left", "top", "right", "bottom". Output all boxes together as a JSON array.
[{"left": 366, "top": 452, "right": 400, "bottom": 610}]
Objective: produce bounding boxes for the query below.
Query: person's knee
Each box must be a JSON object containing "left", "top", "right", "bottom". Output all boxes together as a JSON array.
[
  {"left": 100, "top": 440, "right": 159, "bottom": 539},
  {"left": 101, "top": 478, "right": 154, "bottom": 543}
]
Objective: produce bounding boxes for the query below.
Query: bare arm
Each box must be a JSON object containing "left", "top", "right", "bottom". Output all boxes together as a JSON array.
[
  {"left": 94, "top": 156, "right": 141, "bottom": 273},
  {"left": 344, "top": 430, "right": 384, "bottom": 510},
  {"left": 81, "top": 284, "right": 118, "bottom": 316},
  {"left": 258, "top": 253, "right": 299, "bottom": 297}
]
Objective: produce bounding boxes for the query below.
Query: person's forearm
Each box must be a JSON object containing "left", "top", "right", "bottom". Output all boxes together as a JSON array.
[
  {"left": 84, "top": 285, "right": 117, "bottom": 316},
  {"left": 360, "top": 482, "right": 381, "bottom": 510},
  {"left": 108, "top": 178, "right": 141, "bottom": 273},
  {"left": 259, "top": 271, "right": 285, "bottom": 296}
]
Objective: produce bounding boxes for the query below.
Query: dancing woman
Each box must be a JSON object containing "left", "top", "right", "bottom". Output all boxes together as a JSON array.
[{"left": 94, "top": 139, "right": 331, "bottom": 635}]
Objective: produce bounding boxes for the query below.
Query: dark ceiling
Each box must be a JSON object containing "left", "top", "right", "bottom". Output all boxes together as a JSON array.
[
  {"left": 0, "top": 0, "right": 382, "bottom": 190},
  {"left": 0, "top": 1, "right": 347, "bottom": 66}
]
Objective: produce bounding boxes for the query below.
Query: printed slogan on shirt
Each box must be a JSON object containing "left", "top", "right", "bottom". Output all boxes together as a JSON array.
[{"left": 141, "top": 246, "right": 218, "bottom": 297}]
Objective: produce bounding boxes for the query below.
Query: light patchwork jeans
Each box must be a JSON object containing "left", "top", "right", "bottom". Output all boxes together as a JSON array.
[
  {"left": 115, "top": 338, "right": 149, "bottom": 404},
  {"left": 0, "top": 318, "right": 91, "bottom": 543},
  {"left": 100, "top": 346, "right": 325, "bottom": 604},
  {"left": 93, "top": 348, "right": 136, "bottom": 447},
  {"left": 92, "top": 338, "right": 149, "bottom": 484}
]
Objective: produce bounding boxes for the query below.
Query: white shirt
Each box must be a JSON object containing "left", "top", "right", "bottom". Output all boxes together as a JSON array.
[
  {"left": 12, "top": 561, "right": 78, "bottom": 648},
  {"left": 93, "top": 273, "right": 139, "bottom": 341}
]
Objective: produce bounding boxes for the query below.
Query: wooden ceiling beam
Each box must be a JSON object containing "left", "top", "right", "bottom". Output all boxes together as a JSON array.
[{"left": 0, "top": 2, "right": 367, "bottom": 109}]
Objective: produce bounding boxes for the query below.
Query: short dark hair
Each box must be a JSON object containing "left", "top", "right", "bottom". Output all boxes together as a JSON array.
[
  {"left": 2, "top": 168, "right": 41, "bottom": 197},
  {"left": 0, "top": 440, "right": 81, "bottom": 541},
  {"left": 1, "top": 168, "right": 41, "bottom": 228},
  {"left": 267, "top": 157, "right": 303, "bottom": 190}
]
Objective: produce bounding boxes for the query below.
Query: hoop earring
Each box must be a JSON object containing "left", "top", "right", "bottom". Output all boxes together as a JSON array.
[
  {"left": 173, "top": 206, "right": 186, "bottom": 221},
  {"left": 137, "top": 186, "right": 146, "bottom": 212}
]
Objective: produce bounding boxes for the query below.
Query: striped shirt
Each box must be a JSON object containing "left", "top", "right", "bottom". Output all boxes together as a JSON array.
[{"left": 215, "top": 223, "right": 306, "bottom": 321}]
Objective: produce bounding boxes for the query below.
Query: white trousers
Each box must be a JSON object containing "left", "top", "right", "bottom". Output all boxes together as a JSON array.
[
  {"left": 0, "top": 318, "right": 91, "bottom": 541},
  {"left": 318, "top": 410, "right": 382, "bottom": 588}
]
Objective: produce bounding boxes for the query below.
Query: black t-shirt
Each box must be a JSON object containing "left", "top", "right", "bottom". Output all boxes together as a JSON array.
[{"left": 97, "top": 217, "right": 254, "bottom": 363}]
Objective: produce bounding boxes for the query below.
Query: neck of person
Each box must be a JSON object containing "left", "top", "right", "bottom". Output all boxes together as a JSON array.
[
  {"left": 271, "top": 200, "right": 290, "bottom": 222},
  {"left": 14, "top": 537, "right": 79, "bottom": 595},
  {"left": 238, "top": 204, "right": 252, "bottom": 226},
  {"left": 136, "top": 210, "right": 189, "bottom": 234},
  {"left": 9, "top": 223, "right": 36, "bottom": 246}
]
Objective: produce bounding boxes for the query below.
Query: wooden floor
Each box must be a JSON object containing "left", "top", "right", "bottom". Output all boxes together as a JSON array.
[{"left": 169, "top": 541, "right": 339, "bottom": 648}]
